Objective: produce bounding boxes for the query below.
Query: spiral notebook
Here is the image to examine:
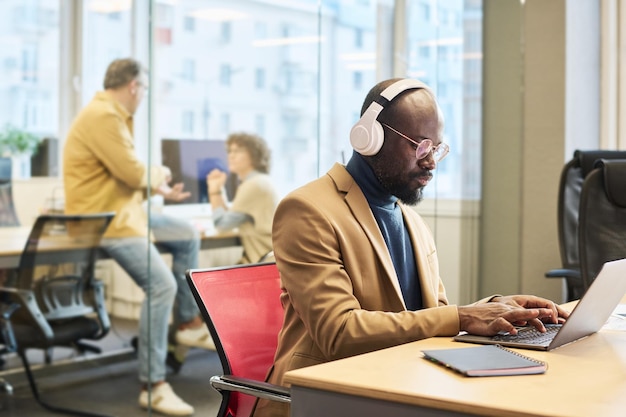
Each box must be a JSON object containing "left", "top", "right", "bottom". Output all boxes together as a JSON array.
[{"left": 422, "top": 344, "right": 547, "bottom": 377}]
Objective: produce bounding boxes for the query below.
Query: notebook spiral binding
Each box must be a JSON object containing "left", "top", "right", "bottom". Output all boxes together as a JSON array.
[{"left": 494, "top": 344, "right": 548, "bottom": 368}]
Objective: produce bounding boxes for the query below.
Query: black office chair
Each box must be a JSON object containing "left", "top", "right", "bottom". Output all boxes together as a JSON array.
[
  {"left": 0, "top": 212, "right": 115, "bottom": 417},
  {"left": 545, "top": 149, "right": 626, "bottom": 301},
  {"left": 577, "top": 159, "right": 626, "bottom": 290},
  {"left": 0, "top": 295, "right": 19, "bottom": 394}
]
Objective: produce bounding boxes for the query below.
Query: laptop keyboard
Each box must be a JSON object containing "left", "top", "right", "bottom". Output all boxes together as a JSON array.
[{"left": 492, "top": 324, "right": 562, "bottom": 345}]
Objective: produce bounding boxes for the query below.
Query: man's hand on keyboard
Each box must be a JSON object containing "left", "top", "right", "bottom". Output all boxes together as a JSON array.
[
  {"left": 458, "top": 296, "right": 567, "bottom": 337},
  {"left": 489, "top": 295, "right": 570, "bottom": 325}
]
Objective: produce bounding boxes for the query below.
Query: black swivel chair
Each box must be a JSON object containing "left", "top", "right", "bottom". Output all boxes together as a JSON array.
[
  {"left": 577, "top": 159, "right": 626, "bottom": 290},
  {"left": 0, "top": 297, "right": 19, "bottom": 394},
  {"left": 545, "top": 149, "right": 626, "bottom": 301},
  {"left": 0, "top": 212, "right": 115, "bottom": 417}
]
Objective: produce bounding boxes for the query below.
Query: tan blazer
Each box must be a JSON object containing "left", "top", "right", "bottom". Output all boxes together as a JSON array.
[{"left": 254, "top": 163, "right": 469, "bottom": 417}]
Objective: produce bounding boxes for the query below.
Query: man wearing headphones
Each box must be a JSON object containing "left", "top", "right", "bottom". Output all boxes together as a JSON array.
[{"left": 253, "top": 78, "right": 569, "bottom": 417}]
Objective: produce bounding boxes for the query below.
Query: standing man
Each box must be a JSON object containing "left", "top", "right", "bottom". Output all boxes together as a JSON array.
[
  {"left": 64, "top": 58, "right": 213, "bottom": 416},
  {"left": 253, "top": 78, "right": 568, "bottom": 417}
]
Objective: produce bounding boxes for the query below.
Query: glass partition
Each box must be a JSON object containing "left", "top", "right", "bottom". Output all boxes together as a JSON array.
[{"left": 0, "top": 1, "right": 483, "bottom": 415}]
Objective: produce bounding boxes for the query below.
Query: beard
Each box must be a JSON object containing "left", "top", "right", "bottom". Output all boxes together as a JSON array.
[{"left": 370, "top": 157, "right": 429, "bottom": 206}]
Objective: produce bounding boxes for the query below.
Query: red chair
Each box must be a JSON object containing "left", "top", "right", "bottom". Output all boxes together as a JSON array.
[{"left": 186, "top": 262, "right": 290, "bottom": 417}]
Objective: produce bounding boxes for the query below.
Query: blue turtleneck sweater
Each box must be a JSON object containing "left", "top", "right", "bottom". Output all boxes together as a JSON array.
[{"left": 345, "top": 151, "right": 423, "bottom": 310}]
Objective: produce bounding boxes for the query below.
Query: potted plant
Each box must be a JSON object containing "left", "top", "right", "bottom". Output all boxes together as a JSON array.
[{"left": 0, "top": 124, "right": 41, "bottom": 179}]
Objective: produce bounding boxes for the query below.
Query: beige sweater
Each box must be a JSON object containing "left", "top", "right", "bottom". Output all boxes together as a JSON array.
[{"left": 226, "top": 173, "right": 279, "bottom": 263}]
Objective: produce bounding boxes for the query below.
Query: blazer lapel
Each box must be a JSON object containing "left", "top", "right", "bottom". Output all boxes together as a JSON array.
[{"left": 328, "top": 164, "right": 406, "bottom": 308}]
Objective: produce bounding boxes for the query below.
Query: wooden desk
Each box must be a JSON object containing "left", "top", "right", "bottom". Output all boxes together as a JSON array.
[
  {"left": 286, "top": 315, "right": 626, "bottom": 417},
  {"left": 0, "top": 227, "right": 241, "bottom": 269}
]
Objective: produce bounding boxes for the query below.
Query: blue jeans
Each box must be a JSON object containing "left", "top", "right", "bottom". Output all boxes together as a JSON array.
[{"left": 101, "top": 213, "right": 200, "bottom": 383}]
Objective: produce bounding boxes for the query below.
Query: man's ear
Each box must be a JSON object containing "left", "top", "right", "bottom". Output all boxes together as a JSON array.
[{"left": 129, "top": 79, "right": 138, "bottom": 95}]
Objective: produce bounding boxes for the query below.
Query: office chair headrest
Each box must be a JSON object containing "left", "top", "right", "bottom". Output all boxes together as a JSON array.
[
  {"left": 594, "top": 158, "right": 626, "bottom": 208},
  {"left": 574, "top": 149, "right": 626, "bottom": 177}
]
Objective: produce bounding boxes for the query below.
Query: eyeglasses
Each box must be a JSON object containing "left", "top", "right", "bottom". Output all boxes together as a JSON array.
[
  {"left": 381, "top": 123, "right": 449, "bottom": 163},
  {"left": 136, "top": 80, "right": 149, "bottom": 93}
]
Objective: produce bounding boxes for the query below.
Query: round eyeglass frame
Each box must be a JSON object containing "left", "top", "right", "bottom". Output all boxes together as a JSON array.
[{"left": 381, "top": 122, "right": 449, "bottom": 162}]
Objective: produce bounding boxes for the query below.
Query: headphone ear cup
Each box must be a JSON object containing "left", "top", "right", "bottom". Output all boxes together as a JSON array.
[
  {"left": 350, "top": 108, "right": 385, "bottom": 156},
  {"left": 368, "top": 120, "right": 384, "bottom": 155}
]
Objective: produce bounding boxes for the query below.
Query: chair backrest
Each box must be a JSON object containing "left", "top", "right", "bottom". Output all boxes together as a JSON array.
[
  {"left": 12, "top": 212, "right": 114, "bottom": 326},
  {"left": 556, "top": 150, "right": 626, "bottom": 271},
  {"left": 578, "top": 159, "right": 626, "bottom": 290},
  {"left": 186, "top": 262, "right": 284, "bottom": 417}
]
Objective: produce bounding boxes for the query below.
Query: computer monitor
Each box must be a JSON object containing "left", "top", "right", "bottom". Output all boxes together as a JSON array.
[{"left": 161, "top": 138, "right": 236, "bottom": 205}]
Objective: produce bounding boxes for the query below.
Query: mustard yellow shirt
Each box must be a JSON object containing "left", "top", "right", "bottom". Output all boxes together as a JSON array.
[{"left": 63, "top": 91, "right": 167, "bottom": 238}]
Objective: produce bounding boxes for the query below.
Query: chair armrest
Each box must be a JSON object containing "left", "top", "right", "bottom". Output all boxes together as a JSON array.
[
  {"left": 210, "top": 375, "right": 291, "bottom": 403},
  {"left": 0, "top": 287, "right": 54, "bottom": 340},
  {"left": 545, "top": 268, "right": 582, "bottom": 280}
]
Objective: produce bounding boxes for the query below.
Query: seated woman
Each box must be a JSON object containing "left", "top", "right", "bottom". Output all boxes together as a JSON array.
[{"left": 207, "top": 132, "right": 279, "bottom": 264}]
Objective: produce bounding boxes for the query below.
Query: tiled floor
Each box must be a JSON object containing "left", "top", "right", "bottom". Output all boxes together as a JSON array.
[{"left": 0, "top": 317, "right": 223, "bottom": 417}]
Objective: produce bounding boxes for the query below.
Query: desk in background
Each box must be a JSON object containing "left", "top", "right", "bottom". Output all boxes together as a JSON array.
[
  {"left": 0, "top": 226, "right": 242, "bottom": 320},
  {"left": 0, "top": 226, "right": 241, "bottom": 269},
  {"left": 286, "top": 304, "right": 626, "bottom": 417}
]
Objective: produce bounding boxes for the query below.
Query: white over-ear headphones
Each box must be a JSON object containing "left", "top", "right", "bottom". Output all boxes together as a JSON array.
[{"left": 350, "top": 78, "right": 430, "bottom": 156}]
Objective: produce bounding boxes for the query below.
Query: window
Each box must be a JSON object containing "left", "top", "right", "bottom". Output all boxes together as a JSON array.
[
  {"left": 421, "top": 2, "right": 431, "bottom": 21},
  {"left": 182, "top": 59, "right": 196, "bottom": 82},
  {"left": 81, "top": 4, "right": 131, "bottom": 104},
  {"left": 355, "top": 28, "right": 364, "bottom": 48},
  {"left": 353, "top": 71, "right": 363, "bottom": 90},
  {"left": 255, "top": 114, "right": 265, "bottom": 136},
  {"left": 220, "top": 21, "right": 232, "bottom": 43},
  {"left": 255, "top": 68, "right": 266, "bottom": 89},
  {"left": 254, "top": 21, "right": 267, "bottom": 39},
  {"left": 184, "top": 15, "right": 195, "bottom": 32},
  {"left": 220, "top": 113, "right": 230, "bottom": 134},
  {"left": 406, "top": 0, "right": 483, "bottom": 199},
  {"left": 21, "top": 43, "right": 38, "bottom": 83},
  {"left": 0, "top": 1, "right": 59, "bottom": 142},
  {"left": 220, "top": 64, "right": 232, "bottom": 86},
  {"left": 182, "top": 110, "right": 194, "bottom": 134}
]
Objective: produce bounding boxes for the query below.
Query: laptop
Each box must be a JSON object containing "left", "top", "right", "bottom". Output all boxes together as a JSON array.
[{"left": 454, "top": 258, "right": 626, "bottom": 351}]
